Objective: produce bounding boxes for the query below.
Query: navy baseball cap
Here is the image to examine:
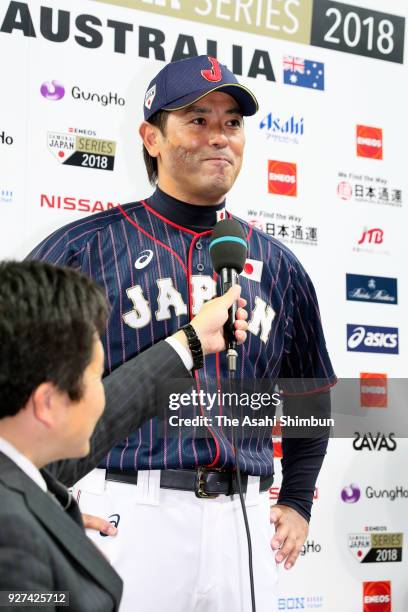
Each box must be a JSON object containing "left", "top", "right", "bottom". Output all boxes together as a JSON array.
[{"left": 143, "top": 55, "right": 259, "bottom": 120}]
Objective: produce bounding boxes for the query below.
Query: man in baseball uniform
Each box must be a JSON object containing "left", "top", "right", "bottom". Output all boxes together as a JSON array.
[{"left": 28, "top": 55, "right": 336, "bottom": 612}]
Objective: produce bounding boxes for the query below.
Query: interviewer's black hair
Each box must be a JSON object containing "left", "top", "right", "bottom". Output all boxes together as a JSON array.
[{"left": 0, "top": 260, "right": 108, "bottom": 418}]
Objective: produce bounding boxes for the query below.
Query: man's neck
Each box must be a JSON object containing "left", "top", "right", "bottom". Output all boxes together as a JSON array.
[
  {"left": 146, "top": 187, "right": 226, "bottom": 232},
  {"left": 157, "top": 181, "right": 225, "bottom": 207},
  {"left": 0, "top": 421, "right": 49, "bottom": 468}
]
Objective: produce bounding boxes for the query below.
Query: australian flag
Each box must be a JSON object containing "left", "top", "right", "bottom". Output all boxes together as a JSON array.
[{"left": 283, "top": 56, "right": 325, "bottom": 91}]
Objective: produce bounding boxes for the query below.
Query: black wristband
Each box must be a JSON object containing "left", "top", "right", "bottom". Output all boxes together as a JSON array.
[{"left": 181, "top": 323, "right": 204, "bottom": 370}]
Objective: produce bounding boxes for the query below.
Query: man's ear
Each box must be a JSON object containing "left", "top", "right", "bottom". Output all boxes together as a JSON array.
[
  {"left": 30, "top": 383, "right": 65, "bottom": 429},
  {"left": 139, "top": 121, "right": 161, "bottom": 158}
]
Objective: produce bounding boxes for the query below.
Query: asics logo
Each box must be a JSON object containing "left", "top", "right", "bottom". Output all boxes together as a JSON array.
[{"left": 135, "top": 250, "right": 154, "bottom": 270}]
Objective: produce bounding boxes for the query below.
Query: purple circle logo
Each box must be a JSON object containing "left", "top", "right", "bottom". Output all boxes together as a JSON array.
[
  {"left": 40, "top": 80, "right": 65, "bottom": 101},
  {"left": 341, "top": 484, "right": 361, "bottom": 503}
]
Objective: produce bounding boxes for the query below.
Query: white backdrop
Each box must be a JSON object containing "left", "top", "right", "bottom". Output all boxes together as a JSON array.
[{"left": 1, "top": 0, "right": 407, "bottom": 609}]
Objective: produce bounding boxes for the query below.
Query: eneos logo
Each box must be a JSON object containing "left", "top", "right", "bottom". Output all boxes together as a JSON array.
[
  {"left": 363, "top": 581, "right": 391, "bottom": 611},
  {"left": 360, "top": 373, "right": 388, "bottom": 408},
  {"left": 347, "top": 325, "right": 399, "bottom": 355},
  {"left": 268, "top": 160, "right": 297, "bottom": 197},
  {"left": 357, "top": 125, "right": 383, "bottom": 160}
]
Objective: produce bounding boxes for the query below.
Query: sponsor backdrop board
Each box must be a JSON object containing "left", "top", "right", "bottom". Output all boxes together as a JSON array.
[{"left": 1, "top": 0, "right": 407, "bottom": 609}]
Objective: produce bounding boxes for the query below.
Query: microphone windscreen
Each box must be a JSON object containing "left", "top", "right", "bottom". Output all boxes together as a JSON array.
[{"left": 209, "top": 219, "right": 247, "bottom": 274}]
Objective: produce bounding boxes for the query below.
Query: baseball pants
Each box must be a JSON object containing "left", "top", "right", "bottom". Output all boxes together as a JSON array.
[{"left": 73, "top": 468, "right": 279, "bottom": 612}]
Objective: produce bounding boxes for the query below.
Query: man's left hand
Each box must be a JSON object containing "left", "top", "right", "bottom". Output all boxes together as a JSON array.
[{"left": 270, "top": 504, "right": 308, "bottom": 570}]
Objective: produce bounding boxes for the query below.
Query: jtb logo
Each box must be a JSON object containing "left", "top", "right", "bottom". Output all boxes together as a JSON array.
[
  {"left": 358, "top": 228, "right": 383, "bottom": 244},
  {"left": 347, "top": 325, "right": 399, "bottom": 355}
]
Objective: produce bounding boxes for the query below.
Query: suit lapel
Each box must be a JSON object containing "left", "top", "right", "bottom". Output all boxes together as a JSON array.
[{"left": 0, "top": 453, "right": 122, "bottom": 606}]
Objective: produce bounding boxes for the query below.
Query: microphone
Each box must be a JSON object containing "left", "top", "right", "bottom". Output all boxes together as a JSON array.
[{"left": 209, "top": 219, "right": 247, "bottom": 372}]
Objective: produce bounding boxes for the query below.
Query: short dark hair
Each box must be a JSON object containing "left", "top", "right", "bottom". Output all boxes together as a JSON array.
[
  {"left": 142, "top": 109, "right": 169, "bottom": 185},
  {"left": 0, "top": 261, "right": 109, "bottom": 418}
]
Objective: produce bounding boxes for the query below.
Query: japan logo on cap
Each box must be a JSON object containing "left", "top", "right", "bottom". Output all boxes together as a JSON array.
[{"left": 145, "top": 84, "right": 156, "bottom": 110}]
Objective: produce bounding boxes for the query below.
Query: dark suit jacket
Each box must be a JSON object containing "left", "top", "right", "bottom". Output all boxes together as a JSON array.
[{"left": 0, "top": 341, "right": 189, "bottom": 611}]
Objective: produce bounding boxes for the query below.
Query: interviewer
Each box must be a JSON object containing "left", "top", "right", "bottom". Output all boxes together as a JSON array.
[{"left": 0, "top": 260, "right": 248, "bottom": 612}]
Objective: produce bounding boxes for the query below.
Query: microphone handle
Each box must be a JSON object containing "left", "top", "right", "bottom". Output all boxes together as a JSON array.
[{"left": 221, "top": 267, "right": 239, "bottom": 371}]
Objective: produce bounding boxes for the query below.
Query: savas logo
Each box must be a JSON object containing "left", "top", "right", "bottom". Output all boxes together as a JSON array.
[
  {"left": 347, "top": 325, "right": 399, "bottom": 355},
  {"left": 353, "top": 433, "right": 396, "bottom": 452},
  {"left": 360, "top": 373, "right": 387, "bottom": 409},
  {"left": 47, "top": 131, "right": 116, "bottom": 171},
  {"left": 268, "top": 160, "right": 297, "bottom": 197},
  {"left": 346, "top": 274, "right": 397, "bottom": 305},
  {"left": 357, "top": 125, "right": 383, "bottom": 160},
  {"left": 363, "top": 581, "right": 391, "bottom": 611}
]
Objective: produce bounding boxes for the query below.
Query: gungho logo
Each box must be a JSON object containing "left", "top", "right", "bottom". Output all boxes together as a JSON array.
[
  {"left": 40, "top": 80, "right": 65, "bottom": 100},
  {"left": 341, "top": 484, "right": 361, "bottom": 503}
]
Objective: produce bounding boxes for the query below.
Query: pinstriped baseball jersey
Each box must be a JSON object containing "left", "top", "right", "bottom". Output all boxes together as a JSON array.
[{"left": 27, "top": 189, "right": 335, "bottom": 477}]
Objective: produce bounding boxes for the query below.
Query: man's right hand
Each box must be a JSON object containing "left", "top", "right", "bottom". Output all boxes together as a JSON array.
[{"left": 173, "top": 285, "right": 248, "bottom": 356}]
